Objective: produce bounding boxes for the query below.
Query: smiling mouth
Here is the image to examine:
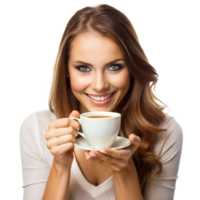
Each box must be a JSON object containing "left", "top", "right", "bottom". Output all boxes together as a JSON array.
[
  {"left": 84, "top": 92, "right": 116, "bottom": 106},
  {"left": 85, "top": 91, "right": 116, "bottom": 97}
]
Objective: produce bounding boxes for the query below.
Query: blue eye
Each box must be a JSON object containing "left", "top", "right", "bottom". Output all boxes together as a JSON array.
[
  {"left": 108, "top": 64, "right": 123, "bottom": 71},
  {"left": 75, "top": 64, "right": 123, "bottom": 72}
]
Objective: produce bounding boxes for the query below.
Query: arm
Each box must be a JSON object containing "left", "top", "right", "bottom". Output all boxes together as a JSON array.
[
  {"left": 113, "top": 161, "right": 143, "bottom": 200},
  {"left": 84, "top": 134, "right": 143, "bottom": 200},
  {"left": 20, "top": 118, "right": 50, "bottom": 200},
  {"left": 42, "top": 158, "right": 71, "bottom": 200},
  {"left": 142, "top": 117, "right": 183, "bottom": 200},
  {"left": 20, "top": 112, "right": 79, "bottom": 200}
]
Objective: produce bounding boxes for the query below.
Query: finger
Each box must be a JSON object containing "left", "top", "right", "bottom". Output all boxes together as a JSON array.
[
  {"left": 86, "top": 151, "right": 128, "bottom": 168},
  {"left": 48, "top": 117, "right": 80, "bottom": 131},
  {"left": 129, "top": 134, "right": 141, "bottom": 153},
  {"left": 45, "top": 127, "right": 78, "bottom": 140},
  {"left": 50, "top": 142, "right": 74, "bottom": 157},
  {"left": 99, "top": 148, "right": 131, "bottom": 159},
  {"left": 46, "top": 134, "right": 75, "bottom": 149},
  {"left": 69, "top": 110, "right": 80, "bottom": 131},
  {"left": 84, "top": 151, "right": 90, "bottom": 158},
  {"left": 91, "top": 158, "right": 123, "bottom": 172},
  {"left": 69, "top": 110, "right": 80, "bottom": 118}
]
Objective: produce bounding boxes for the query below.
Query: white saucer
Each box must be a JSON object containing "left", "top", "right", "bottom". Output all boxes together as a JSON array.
[{"left": 74, "top": 136, "right": 131, "bottom": 151}]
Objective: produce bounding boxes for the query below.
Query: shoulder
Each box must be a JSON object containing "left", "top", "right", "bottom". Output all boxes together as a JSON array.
[
  {"left": 159, "top": 114, "right": 183, "bottom": 141},
  {"left": 143, "top": 116, "right": 183, "bottom": 197},
  {"left": 20, "top": 109, "right": 56, "bottom": 131},
  {"left": 154, "top": 114, "right": 183, "bottom": 159},
  {"left": 20, "top": 109, "right": 56, "bottom": 166}
]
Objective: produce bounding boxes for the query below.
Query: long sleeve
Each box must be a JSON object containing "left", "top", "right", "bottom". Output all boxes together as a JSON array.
[
  {"left": 20, "top": 113, "right": 50, "bottom": 200},
  {"left": 142, "top": 116, "right": 183, "bottom": 200}
]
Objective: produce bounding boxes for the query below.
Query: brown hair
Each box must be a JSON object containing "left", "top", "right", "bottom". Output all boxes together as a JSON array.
[{"left": 48, "top": 4, "right": 168, "bottom": 190}]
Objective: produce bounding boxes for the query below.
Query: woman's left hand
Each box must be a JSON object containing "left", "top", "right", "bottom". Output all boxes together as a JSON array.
[{"left": 84, "top": 133, "right": 141, "bottom": 172}]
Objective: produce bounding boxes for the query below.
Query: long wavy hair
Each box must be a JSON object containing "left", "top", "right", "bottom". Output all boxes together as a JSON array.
[{"left": 48, "top": 4, "right": 168, "bottom": 190}]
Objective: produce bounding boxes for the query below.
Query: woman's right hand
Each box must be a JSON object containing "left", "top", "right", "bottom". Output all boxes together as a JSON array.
[{"left": 45, "top": 110, "right": 80, "bottom": 167}]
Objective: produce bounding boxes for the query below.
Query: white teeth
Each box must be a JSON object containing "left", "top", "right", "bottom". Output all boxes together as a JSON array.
[{"left": 88, "top": 93, "right": 113, "bottom": 101}]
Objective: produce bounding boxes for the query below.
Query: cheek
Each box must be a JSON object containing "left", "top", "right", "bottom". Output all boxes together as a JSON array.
[
  {"left": 70, "top": 76, "right": 89, "bottom": 93},
  {"left": 110, "top": 72, "right": 130, "bottom": 90}
]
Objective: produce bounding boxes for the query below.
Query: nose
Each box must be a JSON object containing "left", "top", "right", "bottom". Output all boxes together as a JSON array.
[{"left": 91, "top": 72, "right": 109, "bottom": 92}]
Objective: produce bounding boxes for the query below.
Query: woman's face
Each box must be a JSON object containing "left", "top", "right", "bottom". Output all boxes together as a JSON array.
[{"left": 68, "top": 31, "right": 130, "bottom": 113}]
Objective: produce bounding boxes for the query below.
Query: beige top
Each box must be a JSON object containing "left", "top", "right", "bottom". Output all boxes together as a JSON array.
[{"left": 20, "top": 109, "right": 183, "bottom": 200}]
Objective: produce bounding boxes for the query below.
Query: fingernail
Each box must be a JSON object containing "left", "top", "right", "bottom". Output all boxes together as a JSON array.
[
  {"left": 86, "top": 156, "right": 91, "bottom": 160},
  {"left": 86, "top": 154, "right": 96, "bottom": 160},
  {"left": 100, "top": 150, "right": 107, "bottom": 154},
  {"left": 134, "top": 136, "right": 140, "bottom": 141}
]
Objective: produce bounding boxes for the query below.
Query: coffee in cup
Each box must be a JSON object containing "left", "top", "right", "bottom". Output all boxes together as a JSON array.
[
  {"left": 70, "top": 111, "right": 121, "bottom": 149},
  {"left": 88, "top": 115, "right": 113, "bottom": 118}
]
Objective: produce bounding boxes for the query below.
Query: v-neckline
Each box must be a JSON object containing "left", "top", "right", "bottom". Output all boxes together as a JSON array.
[{"left": 72, "top": 152, "right": 113, "bottom": 198}]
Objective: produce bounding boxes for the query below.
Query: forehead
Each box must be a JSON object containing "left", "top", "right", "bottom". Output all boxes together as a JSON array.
[{"left": 69, "top": 31, "right": 124, "bottom": 62}]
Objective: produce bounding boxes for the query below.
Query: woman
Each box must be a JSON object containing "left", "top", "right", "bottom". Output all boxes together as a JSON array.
[{"left": 20, "top": 4, "right": 183, "bottom": 200}]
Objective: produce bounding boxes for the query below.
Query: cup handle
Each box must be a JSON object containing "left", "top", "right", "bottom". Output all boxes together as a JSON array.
[{"left": 70, "top": 117, "right": 85, "bottom": 139}]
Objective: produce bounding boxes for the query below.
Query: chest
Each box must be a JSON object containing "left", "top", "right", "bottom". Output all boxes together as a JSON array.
[
  {"left": 84, "top": 160, "right": 112, "bottom": 186},
  {"left": 74, "top": 147, "right": 112, "bottom": 186}
]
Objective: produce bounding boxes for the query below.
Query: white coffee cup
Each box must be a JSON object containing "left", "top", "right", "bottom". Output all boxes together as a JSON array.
[{"left": 70, "top": 111, "right": 121, "bottom": 149}]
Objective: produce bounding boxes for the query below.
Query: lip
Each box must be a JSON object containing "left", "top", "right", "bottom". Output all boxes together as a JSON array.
[
  {"left": 85, "top": 92, "right": 116, "bottom": 106},
  {"left": 85, "top": 92, "right": 113, "bottom": 97}
]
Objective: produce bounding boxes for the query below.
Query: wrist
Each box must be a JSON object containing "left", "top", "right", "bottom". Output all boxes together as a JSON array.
[
  {"left": 53, "top": 158, "right": 72, "bottom": 174},
  {"left": 112, "top": 163, "right": 134, "bottom": 177}
]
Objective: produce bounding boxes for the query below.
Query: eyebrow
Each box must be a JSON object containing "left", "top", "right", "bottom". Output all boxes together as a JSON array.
[{"left": 74, "top": 59, "right": 125, "bottom": 67}]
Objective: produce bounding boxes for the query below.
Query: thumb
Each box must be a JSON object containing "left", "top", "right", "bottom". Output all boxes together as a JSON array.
[
  {"left": 69, "top": 110, "right": 80, "bottom": 118},
  {"left": 129, "top": 133, "right": 141, "bottom": 149}
]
